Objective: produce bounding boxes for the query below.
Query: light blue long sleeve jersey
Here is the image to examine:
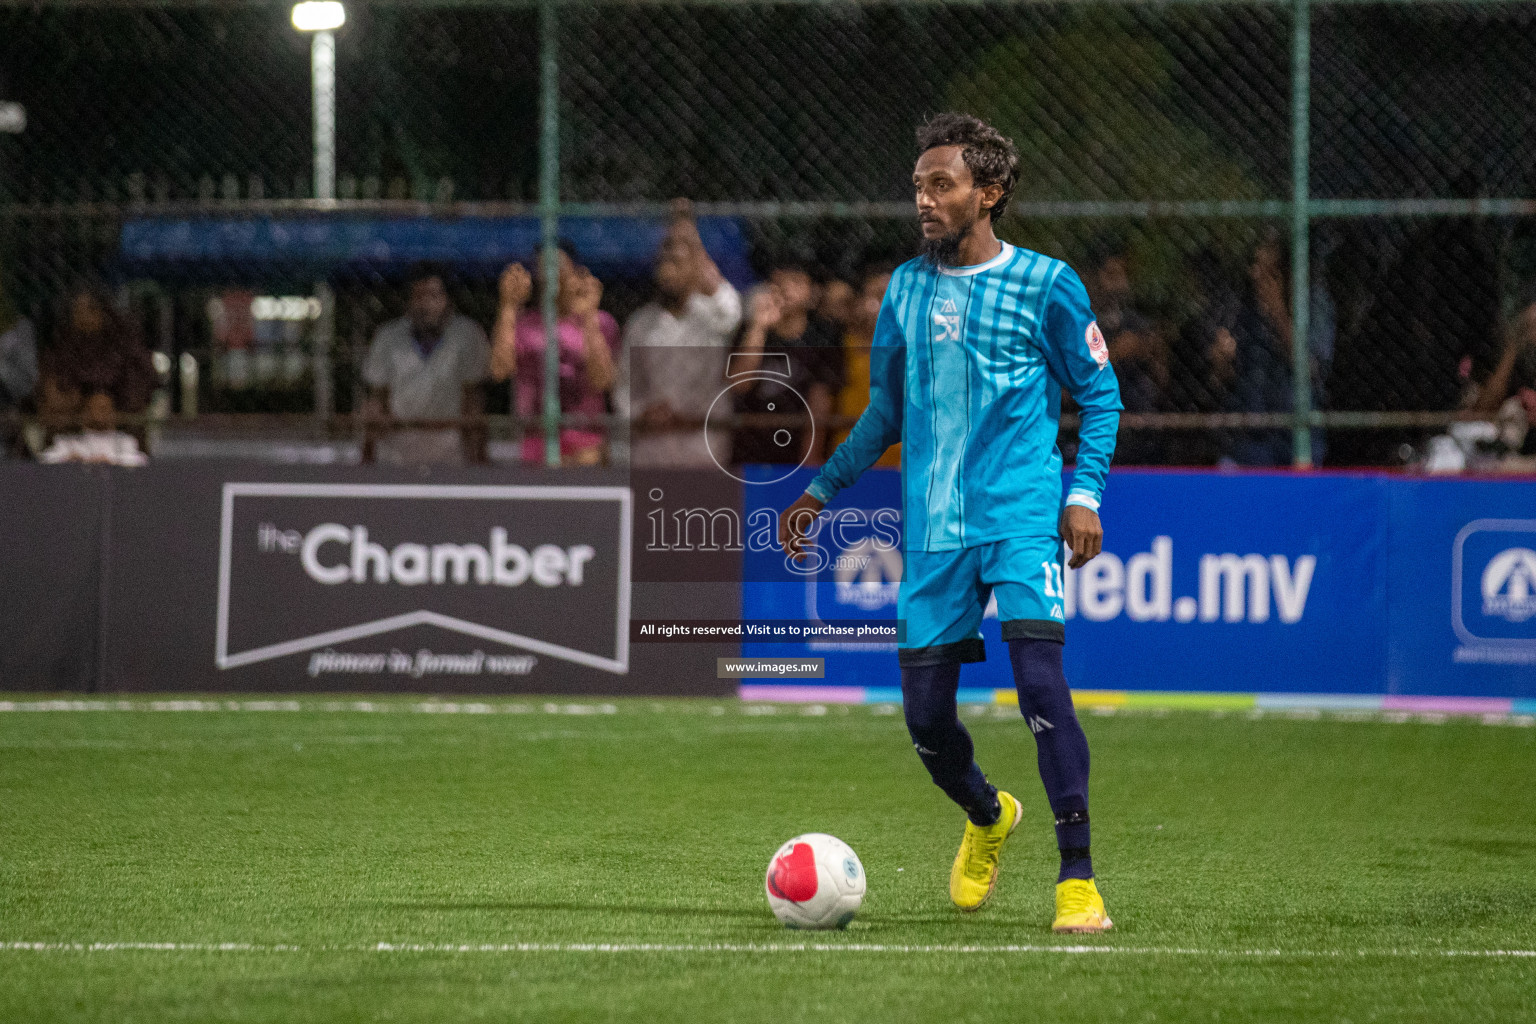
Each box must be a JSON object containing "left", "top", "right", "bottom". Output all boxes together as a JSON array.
[{"left": 805, "top": 242, "right": 1123, "bottom": 552}]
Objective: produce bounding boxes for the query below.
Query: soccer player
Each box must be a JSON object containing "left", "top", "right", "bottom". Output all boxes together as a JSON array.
[{"left": 778, "top": 113, "right": 1121, "bottom": 932}]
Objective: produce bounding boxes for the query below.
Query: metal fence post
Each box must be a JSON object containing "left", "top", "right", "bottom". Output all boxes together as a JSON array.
[
  {"left": 539, "top": 0, "right": 562, "bottom": 468},
  {"left": 1290, "top": 0, "right": 1313, "bottom": 468},
  {"left": 313, "top": 281, "right": 335, "bottom": 421}
]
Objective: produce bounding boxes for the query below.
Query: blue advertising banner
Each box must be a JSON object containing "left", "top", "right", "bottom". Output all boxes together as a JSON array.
[
  {"left": 1386, "top": 480, "right": 1536, "bottom": 698},
  {"left": 742, "top": 468, "right": 1536, "bottom": 699},
  {"left": 120, "top": 215, "right": 756, "bottom": 289}
]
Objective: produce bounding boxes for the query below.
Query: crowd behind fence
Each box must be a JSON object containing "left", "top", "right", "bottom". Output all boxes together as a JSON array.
[{"left": 1, "top": 0, "right": 1535, "bottom": 473}]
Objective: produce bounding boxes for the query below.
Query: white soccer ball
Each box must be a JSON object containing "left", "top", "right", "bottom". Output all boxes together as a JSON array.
[{"left": 764, "top": 833, "right": 866, "bottom": 930}]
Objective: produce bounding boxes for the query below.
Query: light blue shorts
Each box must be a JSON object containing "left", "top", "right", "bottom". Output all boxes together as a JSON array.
[{"left": 897, "top": 534, "right": 1066, "bottom": 667}]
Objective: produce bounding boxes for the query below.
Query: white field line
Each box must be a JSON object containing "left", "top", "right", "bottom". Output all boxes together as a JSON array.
[
  {"left": 0, "top": 941, "right": 1533, "bottom": 959},
  {"left": 0, "top": 700, "right": 619, "bottom": 716},
  {"left": 0, "top": 699, "right": 1531, "bottom": 727},
  {"left": 0, "top": 699, "right": 1532, "bottom": 727}
]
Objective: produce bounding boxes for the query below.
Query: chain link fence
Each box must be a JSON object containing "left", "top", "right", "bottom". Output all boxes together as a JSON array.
[{"left": 2, "top": 1, "right": 1534, "bottom": 468}]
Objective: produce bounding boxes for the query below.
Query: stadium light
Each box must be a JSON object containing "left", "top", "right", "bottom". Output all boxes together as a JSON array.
[
  {"left": 292, "top": 2, "right": 342, "bottom": 420},
  {"left": 291, "top": 2, "right": 344, "bottom": 32},
  {"left": 292, "top": 3, "right": 343, "bottom": 202}
]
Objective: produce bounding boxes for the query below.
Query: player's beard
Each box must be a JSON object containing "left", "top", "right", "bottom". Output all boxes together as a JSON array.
[
  {"left": 920, "top": 232, "right": 964, "bottom": 269},
  {"left": 920, "top": 214, "right": 975, "bottom": 269}
]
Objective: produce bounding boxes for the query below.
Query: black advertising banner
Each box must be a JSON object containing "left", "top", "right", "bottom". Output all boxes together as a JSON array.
[
  {"left": 0, "top": 465, "right": 105, "bottom": 691},
  {"left": 0, "top": 463, "right": 738, "bottom": 695},
  {"left": 216, "top": 482, "right": 629, "bottom": 677}
]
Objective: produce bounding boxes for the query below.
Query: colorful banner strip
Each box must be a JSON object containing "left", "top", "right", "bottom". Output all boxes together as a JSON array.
[{"left": 736, "top": 685, "right": 1536, "bottom": 718}]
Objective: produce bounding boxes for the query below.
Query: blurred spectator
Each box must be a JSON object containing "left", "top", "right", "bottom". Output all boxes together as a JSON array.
[
  {"left": 816, "top": 274, "right": 856, "bottom": 333},
  {"left": 731, "top": 259, "right": 844, "bottom": 465},
  {"left": 38, "top": 286, "right": 155, "bottom": 436},
  {"left": 0, "top": 282, "right": 39, "bottom": 458},
  {"left": 37, "top": 389, "right": 148, "bottom": 466},
  {"left": 831, "top": 263, "right": 899, "bottom": 468},
  {"left": 1084, "top": 235, "right": 1166, "bottom": 464},
  {"left": 363, "top": 261, "right": 489, "bottom": 466},
  {"left": 616, "top": 201, "right": 742, "bottom": 469},
  {"left": 491, "top": 242, "right": 619, "bottom": 467},
  {"left": 1422, "top": 292, "right": 1536, "bottom": 473},
  {"left": 1221, "top": 230, "right": 1332, "bottom": 466},
  {"left": 1473, "top": 296, "right": 1536, "bottom": 417},
  {"left": 1327, "top": 215, "right": 1498, "bottom": 464},
  {"left": 1174, "top": 248, "right": 1241, "bottom": 415},
  {"left": 1444, "top": 291, "right": 1536, "bottom": 469},
  {"left": 1161, "top": 249, "right": 1242, "bottom": 464}
]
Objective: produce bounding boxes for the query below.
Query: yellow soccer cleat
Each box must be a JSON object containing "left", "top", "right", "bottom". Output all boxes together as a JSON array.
[
  {"left": 1052, "top": 877, "right": 1113, "bottom": 933},
  {"left": 949, "top": 790, "right": 1023, "bottom": 911}
]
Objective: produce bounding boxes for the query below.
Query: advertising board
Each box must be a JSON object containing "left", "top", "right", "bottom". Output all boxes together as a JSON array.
[{"left": 742, "top": 468, "right": 1536, "bottom": 698}]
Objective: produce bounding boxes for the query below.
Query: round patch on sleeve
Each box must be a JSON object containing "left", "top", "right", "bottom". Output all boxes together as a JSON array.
[{"left": 1085, "top": 321, "right": 1109, "bottom": 368}]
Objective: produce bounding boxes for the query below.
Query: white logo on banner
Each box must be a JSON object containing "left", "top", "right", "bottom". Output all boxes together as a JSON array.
[
  {"left": 1451, "top": 519, "right": 1536, "bottom": 664},
  {"left": 831, "top": 537, "right": 902, "bottom": 612},
  {"left": 1481, "top": 547, "right": 1536, "bottom": 623}
]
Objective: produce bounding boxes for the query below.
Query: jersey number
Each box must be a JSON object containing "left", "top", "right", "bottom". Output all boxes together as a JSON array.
[{"left": 1041, "top": 561, "right": 1065, "bottom": 599}]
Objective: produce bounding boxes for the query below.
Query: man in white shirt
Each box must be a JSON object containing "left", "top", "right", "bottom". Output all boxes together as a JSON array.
[
  {"left": 363, "top": 262, "right": 490, "bottom": 465},
  {"left": 617, "top": 204, "right": 742, "bottom": 469},
  {"left": 38, "top": 393, "right": 147, "bottom": 467}
]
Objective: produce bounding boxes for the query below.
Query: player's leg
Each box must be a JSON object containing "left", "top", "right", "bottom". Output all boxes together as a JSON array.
[
  {"left": 987, "top": 537, "right": 1112, "bottom": 932},
  {"left": 897, "top": 545, "right": 995, "bottom": 819},
  {"left": 900, "top": 659, "right": 996, "bottom": 824},
  {"left": 1006, "top": 637, "right": 1092, "bottom": 882},
  {"left": 897, "top": 546, "right": 1023, "bottom": 910}
]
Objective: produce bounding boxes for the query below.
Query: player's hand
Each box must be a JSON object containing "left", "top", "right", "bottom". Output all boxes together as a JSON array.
[
  {"left": 779, "top": 492, "right": 825, "bottom": 564},
  {"left": 499, "top": 263, "right": 533, "bottom": 308},
  {"left": 1060, "top": 505, "right": 1103, "bottom": 569}
]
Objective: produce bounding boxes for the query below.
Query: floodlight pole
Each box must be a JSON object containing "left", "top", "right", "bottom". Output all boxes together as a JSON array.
[
  {"left": 538, "top": 0, "right": 561, "bottom": 467},
  {"left": 311, "top": 27, "right": 337, "bottom": 419},
  {"left": 1289, "top": 0, "right": 1313, "bottom": 468},
  {"left": 312, "top": 29, "right": 336, "bottom": 203}
]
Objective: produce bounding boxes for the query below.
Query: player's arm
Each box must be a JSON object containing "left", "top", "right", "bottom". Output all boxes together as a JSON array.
[
  {"left": 779, "top": 286, "right": 906, "bottom": 561},
  {"left": 1041, "top": 266, "right": 1123, "bottom": 569}
]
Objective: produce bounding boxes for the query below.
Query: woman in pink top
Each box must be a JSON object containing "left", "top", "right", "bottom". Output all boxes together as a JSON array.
[{"left": 491, "top": 244, "right": 619, "bottom": 466}]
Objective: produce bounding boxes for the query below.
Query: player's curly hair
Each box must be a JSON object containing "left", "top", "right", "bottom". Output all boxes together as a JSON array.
[{"left": 915, "top": 113, "right": 1019, "bottom": 222}]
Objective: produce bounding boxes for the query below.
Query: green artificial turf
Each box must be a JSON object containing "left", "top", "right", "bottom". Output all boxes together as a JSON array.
[{"left": 1, "top": 697, "right": 1533, "bottom": 1022}]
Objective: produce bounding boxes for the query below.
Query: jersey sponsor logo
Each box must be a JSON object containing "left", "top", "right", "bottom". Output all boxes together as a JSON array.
[
  {"left": 1085, "top": 321, "right": 1109, "bottom": 368},
  {"left": 938, "top": 298, "right": 958, "bottom": 314},
  {"left": 933, "top": 311, "right": 961, "bottom": 343}
]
